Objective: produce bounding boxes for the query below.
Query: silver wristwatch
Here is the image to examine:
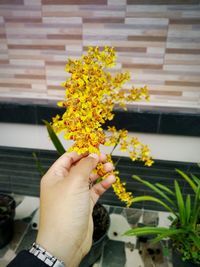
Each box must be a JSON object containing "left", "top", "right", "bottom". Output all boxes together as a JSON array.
[{"left": 29, "top": 242, "right": 65, "bottom": 267}]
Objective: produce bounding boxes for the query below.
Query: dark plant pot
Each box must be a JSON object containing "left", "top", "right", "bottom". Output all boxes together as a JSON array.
[
  {"left": 0, "top": 194, "right": 16, "bottom": 248},
  {"left": 172, "top": 249, "right": 199, "bottom": 267},
  {"left": 79, "top": 203, "right": 110, "bottom": 267}
]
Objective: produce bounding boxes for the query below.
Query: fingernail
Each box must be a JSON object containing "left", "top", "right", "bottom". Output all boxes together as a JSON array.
[
  {"left": 89, "top": 153, "right": 99, "bottom": 160},
  {"left": 104, "top": 162, "right": 114, "bottom": 171},
  {"left": 105, "top": 175, "right": 116, "bottom": 184}
]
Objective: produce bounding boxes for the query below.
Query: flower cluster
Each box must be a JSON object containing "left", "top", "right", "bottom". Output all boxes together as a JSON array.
[
  {"left": 51, "top": 46, "right": 153, "bottom": 207},
  {"left": 106, "top": 126, "right": 154, "bottom": 167}
]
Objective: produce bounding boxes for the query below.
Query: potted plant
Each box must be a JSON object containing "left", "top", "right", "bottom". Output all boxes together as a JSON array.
[
  {"left": 79, "top": 203, "right": 110, "bottom": 267},
  {"left": 38, "top": 46, "right": 154, "bottom": 266},
  {"left": 124, "top": 169, "right": 200, "bottom": 266},
  {"left": 0, "top": 194, "right": 16, "bottom": 248}
]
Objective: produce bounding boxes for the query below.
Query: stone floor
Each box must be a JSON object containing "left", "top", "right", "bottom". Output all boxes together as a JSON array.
[{"left": 0, "top": 196, "right": 173, "bottom": 267}]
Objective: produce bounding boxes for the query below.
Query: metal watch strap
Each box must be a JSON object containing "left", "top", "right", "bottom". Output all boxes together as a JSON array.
[{"left": 29, "top": 242, "right": 65, "bottom": 267}]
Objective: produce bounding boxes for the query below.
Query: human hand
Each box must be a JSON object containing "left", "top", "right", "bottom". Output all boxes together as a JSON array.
[{"left": 36, "top": 152, "right": 115, "bottom": 267}]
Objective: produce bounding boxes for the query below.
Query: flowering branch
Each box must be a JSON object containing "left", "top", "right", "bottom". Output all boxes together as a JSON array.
[{"left": 51, "top": 46, "right": 153, "bottom": 207}]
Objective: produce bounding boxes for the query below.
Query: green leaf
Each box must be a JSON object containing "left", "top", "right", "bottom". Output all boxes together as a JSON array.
[
  {"left": 192, "top": 206, "right": 200, "bottom": 228},
  {"left": 191, "top": 184, "right": 200, "bottom": 225},
  {"left": 32, "top": 152, "right": 45, "bottom": 176},
  {"left": 124, "top": 226, "right": 169, "bottom": 236},
  {"left": 190, "top": 232, "right": 200, "bottom": 248},
  {"left": 43, "top": 120, "right": 65, "bottom": 156},
  {"left": 124, "top": 227, "right": 188, "bottom": 244},
  {"left": 156, "top": 183, "right": 175, "bottom": 196},
  {"left": 151, "top": 228, "right": 188, "bottom": 243},
  {"left": 132, "top": 175, "right": 176, "bottom": 207},
  {"left": 131, "top": 196, "right": 176, "bottom": 215},
  {"left": 176, "top": 169, "right": 197, "bottom": 193},
  {"left": 185, "top": 195, "right": 191, "bottom": 224},
  {"left": 191, "top": 174, "right": 200, "bottom": 186},
  {"left": 174, "top": 180, "right": 186, "bottom": 225}
]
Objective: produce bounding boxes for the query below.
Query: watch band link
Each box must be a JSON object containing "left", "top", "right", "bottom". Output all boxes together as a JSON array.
[{"left": 29, "top": 242, "right": 65, "bottom": 267}]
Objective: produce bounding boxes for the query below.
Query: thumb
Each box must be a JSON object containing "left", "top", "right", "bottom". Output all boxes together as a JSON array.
[{"left": 69, "top": 154, "right": 99, "bottom": 182}]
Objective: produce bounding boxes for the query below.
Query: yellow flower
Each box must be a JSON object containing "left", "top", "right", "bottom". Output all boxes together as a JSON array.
[
  {"left": 112, "top": 175, "right": 134, "bottom": 207},
  {"left": 119, "top": 129, "right": 128, "bottom": 140},
  {"left": 145, "top": 158, "right": 154, "bottom": 166},
  {"left": 141, "top": 145, "right": 151, "bottom": 160},
  {"left": 108, "top": 126, "right": 117, "bottom": 134},
  {"left": 130, "top": 137, "right": 140, "bottom": 147},
  {"left": 120, "top": 140, "right": 128, "bottom": 152},
  {"left": 129, "top": 151, "right": 137, "bottom": 161},
  {"left": 126, "top": 86, "right": 150, "bottom": 102}
]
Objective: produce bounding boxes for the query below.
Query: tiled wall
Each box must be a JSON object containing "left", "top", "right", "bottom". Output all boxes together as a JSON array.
[{"left": 0, "top": 1, "right": 200, "bottom": 109}]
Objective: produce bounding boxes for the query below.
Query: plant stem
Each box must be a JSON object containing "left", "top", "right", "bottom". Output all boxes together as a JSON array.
[
  {"left": 110, "top": 136, "right": 121, "bottom": 155},
  {"left": 114, "top": 157, "right": 121, "bottom": 167}
]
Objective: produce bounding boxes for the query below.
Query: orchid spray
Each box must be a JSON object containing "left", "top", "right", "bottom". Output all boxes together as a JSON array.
[{"left": 49, "top": 46, "right": 153, "bottom": 207}]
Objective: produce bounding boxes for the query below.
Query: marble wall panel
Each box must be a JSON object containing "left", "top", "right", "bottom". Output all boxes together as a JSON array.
[{"left": 0, "top": 1, "right": 199, "bottom": 109}]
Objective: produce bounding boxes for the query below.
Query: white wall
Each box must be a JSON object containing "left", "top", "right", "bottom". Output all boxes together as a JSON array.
[{"left": 0, "top": 122, "right": 200, "bottom": 163}]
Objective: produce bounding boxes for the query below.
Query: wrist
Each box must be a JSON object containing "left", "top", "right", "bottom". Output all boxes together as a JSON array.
[
  {"left": 36, "top": 234, "right": 77, "bottom": 267},
  {"left": 29, "top": 242, "right": 65, "bottom": 267}
]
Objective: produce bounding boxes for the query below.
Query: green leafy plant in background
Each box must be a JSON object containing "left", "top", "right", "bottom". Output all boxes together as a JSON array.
[{"left": 124, "top": 169, "right": 200, "bottom": 265}]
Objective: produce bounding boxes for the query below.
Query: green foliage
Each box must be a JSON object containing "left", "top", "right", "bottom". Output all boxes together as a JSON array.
[
  {"left": 124, "top": 169, "right": 200, "bottom": 264},
  {"left": 43, "top": 120, "right": 65, "bottom": 156},
  {"left": 33, "top": 121, "right": 65, "bottom": 176},
  {"left": 32, "top": 152, "right": 45, "bottom": 177}
]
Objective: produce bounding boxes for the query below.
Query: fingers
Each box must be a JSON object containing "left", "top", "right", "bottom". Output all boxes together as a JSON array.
[
  {"left": 99, "top": 153, "right": 107, "bottom": 162},
  {"left": 91, "top": 175, "right": 116, "bottom": 204},
  {"left": 45, "top": 152, "right": 87, "bottom": 184},
  {"left": 48, "top": 151, "right": 113, "bottom": 186},
  {"left": 89, "top": 162, "right": 114, "bottom": 182},
  {"left": 69, "top": 154, "right": 99, "bottom": 181},
  {"left": 52, "top": 152, "right": 85, "bottom": 173}
]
